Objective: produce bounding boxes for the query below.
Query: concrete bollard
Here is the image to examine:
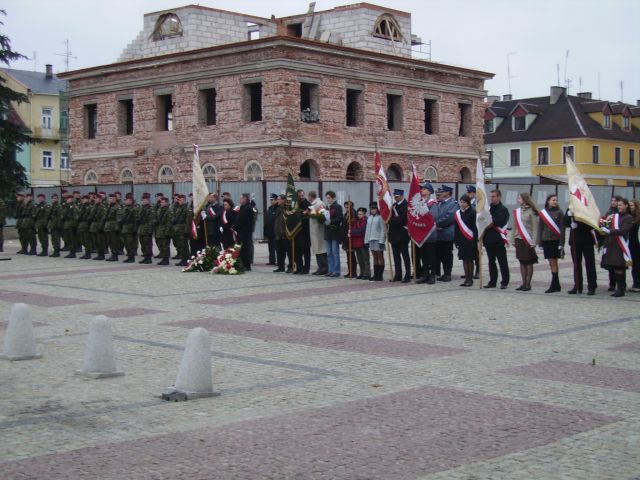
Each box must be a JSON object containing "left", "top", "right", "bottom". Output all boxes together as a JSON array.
[
  {"left": 1, "top": 303, "right": 42, "bottom": 361},
  {"left": 77, "top": 315, "right": 124, "bottom": 379},
  {"left": 162, "top": 327, "right": 218, "bottom": 401}
]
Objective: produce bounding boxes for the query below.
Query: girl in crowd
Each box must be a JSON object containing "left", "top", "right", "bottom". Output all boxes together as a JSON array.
[
  {"left": 221, "top": 198, "right": 237, "bottom": 249},
  {"left": 365, "top": 202, "right": 386, "bottom": 281},
  {"left": 454, "top": 194, "right": 477, "bottom": 287},
  {"left": 538, "top": 194, "right": 565, "bottom": 293},
  {"left": 512, "top": 192, "right": 539, "bottom": 291},
  {"left": 601, "top": 198, "right": 633, "bottom": 297},
  {"left": 630, "top": 200, "right": 640, "bottom": 292}
]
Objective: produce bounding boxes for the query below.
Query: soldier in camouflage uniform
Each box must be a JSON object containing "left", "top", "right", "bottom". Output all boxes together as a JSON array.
[
  {"left": 104, "top": 194, "right": 121, "bottom": 261},
  {"left": 137, "top": 193, "right": 154, "bottom": 264},
  {"left": 155, "top": 197, "right": 172, "bottom": 265},
  {"left": 0, "top": 197, "right": 6, "bottom": 252},
  {"left": 14, "top": 192, "right": 26, "bottom": 254},
  {"left": 71, "top": 191, "right": 83, "bottom": 253},
  {"left": 119, "top": 193, "right": 138, "bottom": 263},
  {"left": 47, "top": 194, "right": 63, "bottom": 257},
  {"left": 62, "top": 195, "right": 79, "bottom": 258},
  {"left": 90, "top": 194, "right": 107, "bottom": 260},
  {"left": 34, "top": 193, "right": 50, "bottom": 256},
  {"left": 22, "top": 193, "right": 37, "bottom": 255},
  {"left": 77, "top": 195, "right": 93, "bottom": 259},
  {"left": 172, "top": 194, "right": 190, "bottom": 266}
]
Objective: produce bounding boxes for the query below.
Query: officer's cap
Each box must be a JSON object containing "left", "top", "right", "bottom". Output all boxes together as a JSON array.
[
  {"left": 393, "top": 188, "right": 404, "bottom": 196},
  {"left": 437, "top": 185, "right": 453, "bottom": 194},
  {"left": 419, "top": 182, "right": 434, "bottom": 193},
  {"left": 466, "top": 185, "right": 476, "bottom": 193}
]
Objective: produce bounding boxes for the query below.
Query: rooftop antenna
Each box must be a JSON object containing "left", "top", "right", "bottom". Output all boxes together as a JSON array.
[
  {"left": 32, "top": 51, "right": 36, "bottom": 72},
  {"left": 563, "top": 49, "right": 569, "bottom": 87},
  {"left": 507, "top": 51, "right": 517, "bottom": 95},
  {"left": 578, "top": 76, "right": 582, "bottom": 92},
  {"left": 55, "top": 39, "right": 77, "bottom": 72},
  {"left": 556, "top": 64, "right": 560, "bottom": 86},
  {"left": 620, "top": 81, "right": 624, "bottom": 102},
  {"left": 597, "top": 72, "right": 601, "bottom": 100}
]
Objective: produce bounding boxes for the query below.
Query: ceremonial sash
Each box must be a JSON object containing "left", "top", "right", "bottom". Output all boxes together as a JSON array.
[
  {"left": 190, "top": 220, "right": 197, "bottom": 239},
  {"left": 207, "top": 206, "right": 216, "bottom": 218},
  {"left": 612, "top": 214, "right": 632, "bottom": 263},
  {"left": 221, "top": 210, "right": 229, "bottom": 225},
  {"left": 540, "top": 209, "right": 562, "bottom": 239},
  {"left": 495, "top": 225, "right": 509, "bottom": 245},
  {"left": 454, "top": 210, "right": 474, "bottom": 241},
  {"left": 514, "top": 208, "right": 534, "bottom": 247}
]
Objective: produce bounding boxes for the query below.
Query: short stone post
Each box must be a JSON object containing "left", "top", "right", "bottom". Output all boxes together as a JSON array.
[
  {"left": 162, "top": 327, "right": 217, "bottom": 401},
  {"left": 1, "top": 303, "right": 42, "bottom": 361},
  {"left": 77, "top": 315, "right": 124, "bottom": 379}
]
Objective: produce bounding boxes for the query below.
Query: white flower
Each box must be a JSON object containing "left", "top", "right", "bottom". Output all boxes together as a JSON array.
[
  {"left": 225, "top": 253, "right": 232, "bottom": 259},
  {"left": 190, "top": 256, "right": 195, "bottom": 260},
  {"left": 229, "top": 268, "right": 237, "bottom": 274}
]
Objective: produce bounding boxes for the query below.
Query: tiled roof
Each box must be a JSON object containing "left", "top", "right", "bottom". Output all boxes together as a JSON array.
[{"left": 0, "top": 68, "right": 67, "bottom": 95}]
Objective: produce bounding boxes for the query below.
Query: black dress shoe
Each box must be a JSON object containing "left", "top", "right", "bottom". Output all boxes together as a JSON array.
[
  {"left": 285, "top": 268, "right": 293, "bottom": 274},
  {"left": 49, "top": 252, "right": 60, "bottom": 258},
  {"left": 521, "top": 286, "right": 531, "bottom": 291},
  {"left": 484, "top": 283, "right": 496, "bottom": 288},
  {"left": 587, "top": 288, "right": 596, "bottom": 296},
  {"left": 93, "top": 255, "right": 105, "bottom": 260},
  {"left": 158, "top": 259, "right": 169, "bottom": 265},
  {"left": 473, "top": 274, "right": 480, "bottom": 279},
  {"left": 401, "top": 276, "right": 411, "bottom": 283},
  {"left": 500, "top": 284, "right": 508, "bottom": 290},
  {"left": 64, "top": 252, "right": 76, "bottom": 259},
  {"left": 516, "top": 285, "right": 525, "bottom": 291},
  {"left": 273, "top": 268, "right": 285, "bottom": 272},
  {"left": 37, "top": 252, "right": 48, "bottom": 257},
  {"left": 439, "top": 274, "right": 451, "bottom": 282},
  {"left": 426, "top": 275, "right": 436, "bottom": 285},
  {"left": 567, "top": 287, "right": 582, "bottom": 294}
]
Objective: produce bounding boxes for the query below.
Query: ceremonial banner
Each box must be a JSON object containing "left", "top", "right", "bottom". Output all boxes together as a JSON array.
[
  {"left": 374, "top": 151, "right": 393, "bottom": 223},
  {"left": 407, "top": 163, "right": 435, "bottom": 247},
  {"left": 191, "top": 144, "right": 209, "bottom": 239},
  {"left": 284, "top": 172, "right": 302, "bottom": 240},
  {"left": 566, "top": 155, "right": 601, "bottom": 230},
  {"left": 475, "top": 157, "right": 493, "bottom": 239}
]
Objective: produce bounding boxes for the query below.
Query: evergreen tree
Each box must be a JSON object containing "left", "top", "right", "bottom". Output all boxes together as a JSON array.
[{"left": 0, "top": 9, "right": 32, "bottom": 199}]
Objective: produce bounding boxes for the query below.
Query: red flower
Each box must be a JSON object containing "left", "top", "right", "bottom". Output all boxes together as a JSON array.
[
  {"left": 232, "top": 251, "right": 239, "bottom": 259},
  {"left": 225, "top": 263, "right": 232, "bottom": 271}
]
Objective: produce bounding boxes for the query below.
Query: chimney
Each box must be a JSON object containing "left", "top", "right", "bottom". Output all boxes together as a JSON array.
[
  {"left": 502, "top": 94, "right": 512, "bottom": 101},
  {"left": 486, "top": 95, "right": 500, "bottom": 104},
  {"left": 45, "top": 64, "right": 53, "bottom": 79},
  {"left": 550, "top": 86, "right": 566, "bottom": 104},
  {"left": 577, "top": 92, "right": 592, "bottom": 100}
]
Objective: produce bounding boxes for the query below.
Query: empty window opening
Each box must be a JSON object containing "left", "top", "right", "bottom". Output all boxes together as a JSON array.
[
  {"left": 373, "top": 14, "right": 403, "bottom": 42},
  {"left": 199, "top": 88, "right": 217, "bottom": 126},
  {"left": 346, "top": 161, "right": 364, "bottom": 181},
  {"left": 424, "top": 99, "right": 437, "bottom": 135},
  {"left": 84, "top": 104, "right": 97, "bottom": 139},
  {"left": 387, "top": 94, "right": 403, "bottom": 131},
  {"left": 287, "top": 23, "right": 303, "bottom": 37},
  {"left": 387, "top": 163, "right": 402, "bottom": 181},
  {"left": 458, "top": 103, "right": 471, "bottom": 136},
  {"left": 247, "top": 23, "right": 260, "bottom": 41},
  {"left": 157, "top": 94, "right": 173, "bottom": 131},
  {"left": 300, "top": 83, "right": 320, "bottom": 122},
  {"left": 118, "top": 99, "right": 134, "bottom": 135},
  {"left": 244, "top": 82, "right": 262, "bottom": 122},
  {"left": 346, "top": 89, "right": 363, "bottom": 127}
]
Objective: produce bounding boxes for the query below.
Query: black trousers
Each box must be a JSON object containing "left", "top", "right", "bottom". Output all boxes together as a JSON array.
[
  {"left": 391, "top": 241, "right": 411, "bottom": 278},
  {"left": 267, "top": 236, "right": 277, "bottom": 264},
  {"left": 436, "top": 241, "right": 454, "bottom": 276},
  {"left": 295, "top": 243, "right": 311, "bottom": 272},
  {"left": 239, "top": 236, "right": 253, "bottom": 270},
  {"left": 276, "top": 238, "right": 292, "bottom": 270},
  {"left": 570, "top": 242, "right": 597, "bottom": 290},
  {"left": 419, "top": 242, "right": 438, "bottom": 277},
  {"left": 485, "top": 244, "right": 510, "bottom": 286}
]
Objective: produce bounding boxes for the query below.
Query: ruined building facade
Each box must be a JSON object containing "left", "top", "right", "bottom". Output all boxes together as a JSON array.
[{"left": 61, "top": 3, "right": 492, "bottom": 185}]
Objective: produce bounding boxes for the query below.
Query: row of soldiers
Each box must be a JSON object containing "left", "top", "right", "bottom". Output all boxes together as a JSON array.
[{"left": 12, "top": 190, "right": 194, "bottom": 266}]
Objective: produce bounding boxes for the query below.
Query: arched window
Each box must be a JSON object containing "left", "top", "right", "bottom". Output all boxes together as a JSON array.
[
  {"left": 120, "top": 168, "right": 134, "bottom": 184},
  {"left": 202, "top": 164, "right": 217, "bottom": 181},
  {"left": 346, "top": 161, "right": 364, "bottom": 181},
  {"left": 372, "top": 14, "right": 403, "bottom": 42},
  {"left": 151, "top": 13, "right": 183, "bottom": 41},
  {"left": 244, "top": 161, "right": 263, "bottom": 181},
  {"left": 424, "top": 166, "right": 438, "bottom": 182},
  {"left": 299, "top": 159, "right": 318, "bottom": 180},
  {"left": 387, "top": 163, "right": 403, "bottom": 181},
  {"left": 158, "top": 165, "right": 174, "bottom": 183},
  {"left": 85, "top": 170, "right": 99, "bottom": 185},
  {"left": 459, "top": 167, "right": 472, "bottom": 183}
]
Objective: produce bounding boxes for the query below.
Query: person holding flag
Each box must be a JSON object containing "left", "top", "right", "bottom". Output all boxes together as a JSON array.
[
  {"left": 600, "top": 198, "right": 633, "bottom": 297},
  {"left": 284, "top": 172, "right": 302, "bottom": 271},
  {"left": 454, "top": 194, "right": 477, "bottom": 287},
  {"left": 483, "top": 189, "right": 510, "bottom": 289},
  {"left": 511, "top": 192, "right": 539, "bottom": 291},
  {"left": 191, "top": 144, "right": 210, "bottom": 249},
  {"left": 538, "top": 194, "right": 565, "bottom": 293},
  {"left": 389, "top": 189, "right": 411, "bottom": 283},
  {"left": 406, "top": 164, "right": 436, "bottom": 285}
]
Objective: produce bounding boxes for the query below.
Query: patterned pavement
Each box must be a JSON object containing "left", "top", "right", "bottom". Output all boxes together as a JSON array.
[{"left": 0, "top": 239, "right": 638, "bottom": 479}]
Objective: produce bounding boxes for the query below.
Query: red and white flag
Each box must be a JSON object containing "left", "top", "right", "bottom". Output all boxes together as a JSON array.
[
  {"left": 407, "top": 163, "right": 436, "bottom": 247},
  {"left": 374, "top": 151, "right": 393, "bottom": 224}
]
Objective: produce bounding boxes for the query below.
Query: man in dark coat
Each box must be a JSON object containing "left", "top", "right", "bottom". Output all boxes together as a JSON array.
[
  {"left": 234, "top": 193, "right": 255, "bottom": 271},
  {"left": 202, "top": 192, "right": 223, "bottom": 250},
  {"left": 564, "top": 209, "right": 598, "bottom": 295},
  {"left": 324, "top": 191, "right": 343, "bottom": 277},
  {"left": 264, "top": 193, "right": 278, "bottom": 265},
  {"left": 273, "top": 195, "right": 292, "bottom": 272},
  {"left": 434, "top": 185, "right": 459, "bottom": 282},
  {"left": 294, "top": 189, "right": 311, "bottom": 274},
  {"left": 483, "top": 189, "right": 510, "bottom": 289},
  {"left": 388, "top": 188, "right": 411, "bottom": 283}
]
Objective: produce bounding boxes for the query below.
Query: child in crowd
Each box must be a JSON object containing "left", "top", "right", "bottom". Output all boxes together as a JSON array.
[{"left": 350, "top": 207, "right": 370, "bottom": 279}]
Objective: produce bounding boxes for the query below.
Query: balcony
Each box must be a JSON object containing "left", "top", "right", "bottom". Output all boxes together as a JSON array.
[{"left": 33, "top": 126, "right": 60, "bottom": 140}]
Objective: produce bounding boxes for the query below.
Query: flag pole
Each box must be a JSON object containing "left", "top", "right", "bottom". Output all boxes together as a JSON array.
[
  {"left": 292, "top": 237, "right": 296, "bottom": 272},
  {"left": 385, "top": 223, "right": 394, "bottom": 279},
  {"left": 412, "top": 241, "right": 416, "bottom": 281},
  {"left": 202, "top": 217, "right": 209, "bottom": 247},
  {"left": 478, "top": 238, "right": 483, "bottom": 289},
  {"left": 347, "top": 195, "right": 353, "bottom": 279}
]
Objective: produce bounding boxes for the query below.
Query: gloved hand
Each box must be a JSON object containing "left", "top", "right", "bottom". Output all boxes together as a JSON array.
[
  {"left": 601, "top": 227, "right": 610, "bottom": 234},
  {"left": 200, "top": 211, "right": 207, "bottom": 220}
]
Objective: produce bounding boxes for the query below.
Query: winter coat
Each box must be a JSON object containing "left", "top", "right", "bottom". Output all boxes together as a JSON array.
[
  {"left": 324, "top": 201, "right": 343, "bottom": 242},
  {"left": 483, "top": 202, "right": 510, "bottom": 246},
  {"left": 388, "top": 199, "right": 409, "bottom": 244},
  {"left": 454, "top": 206, "right": 478, "bottom": 260},
  {"left": 365, "top": 214, "right": 386, "bottom": 244},
  {"left": 537, "top": 206, "right": 565, "bottom": 244},
  {"left": 296, "top": 198, "right": 311, "bottom": 249},
  {"left": 434, "top": 197, "right": 459, "bottom": 242},
  {"left": 264, "top": 203, "right": 278, "bottom": 238},
  {"left": 350, "top": 217, "right": 367, "bottom": 249},
  {"left": 233, "top": 203, "right": 255, "bottom": 243},
  {"left": 511, "top": 205, "right": 538, "bottom": 246},
  {"left": 601, "top": 212, "right": 633, "bottom": 268},
  {"left": 308, "top": 199, "right": 327, "bottom": 255}
]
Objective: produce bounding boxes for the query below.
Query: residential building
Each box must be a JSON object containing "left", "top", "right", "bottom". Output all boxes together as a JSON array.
[
  {"left": 60, "top": 3, "right": 492, "bottom": 185},
  {"left": 484, "top": 87, "right": 640, "bottom": 186},
  {"left": 0, "top": 65, "right": 69, "bottom": 186}
]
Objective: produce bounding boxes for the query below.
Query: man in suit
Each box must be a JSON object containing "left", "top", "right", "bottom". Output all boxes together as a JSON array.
[
  {"left": 484, "top": 189, "right": 510, "bottom": 289},
  {"left": 234, "top": 193, "right": 255, "bottom": 271},
  {"left": 264, "top": 193, "right": 278, "bottom": 265},
  {"left": 202, "top": 192, "right": 223, "bottom": 250},
  {"left": 388, "top": 188, "right": 411, "bottom": 283}
]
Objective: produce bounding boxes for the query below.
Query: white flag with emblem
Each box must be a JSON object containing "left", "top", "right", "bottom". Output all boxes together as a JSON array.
[
  {"left": 566, "top": 155, "right": 600, "bottom": 230},
  {"left": 475, "top": 157, "right": 492, "bottom": 239},
  {"left": 192, "top": 144, "right": 208, "bottom": 217}
]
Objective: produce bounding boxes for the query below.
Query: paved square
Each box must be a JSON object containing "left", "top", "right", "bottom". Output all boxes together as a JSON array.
[{"left": 0, "top": 240, "right": 639, "bottom": 480}]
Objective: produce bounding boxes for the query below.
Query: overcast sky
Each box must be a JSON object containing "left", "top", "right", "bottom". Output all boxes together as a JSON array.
[{"left": 3, "top": 0, "right": 639, "bottom": 103}]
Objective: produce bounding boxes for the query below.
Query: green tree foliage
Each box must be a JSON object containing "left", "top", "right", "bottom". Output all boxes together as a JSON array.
[{"left": 0, "top": 9, "right": 32, "bottom": 199}]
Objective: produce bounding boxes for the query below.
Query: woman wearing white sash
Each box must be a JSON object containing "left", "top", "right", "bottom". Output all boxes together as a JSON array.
[
  {"left": 538, "top": 194, "right": 565, "bottom": 293},
  {"left": 629, "top": 200, "right": 640, "bottom": 292},
  {"left": 454, "top": 194, "right": 477, "bottom": 287},
  {"left": 601, "top": 198, "right": 633, "bottom": 297},
  {"left": 511, "top": 192, "right": 539, "bottom": 291}
]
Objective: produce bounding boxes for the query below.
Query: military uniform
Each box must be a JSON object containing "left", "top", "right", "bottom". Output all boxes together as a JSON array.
[
  {"left": 33, "top": 197, "right": 50, "bottom": 256},
  {"left": 61, "top": 199, "right": 79, "bottom": 258},
  {"left": 77, "top": 199, "right": 93, "bottom": 259},
  {"left": 155, "top": 203, "right": 172, "bottom": 265},
  {"left": 103, "top": 198, "right": 121, "bottom": 261},
  {"left": 47, "top": 198, "right": 63, "bottom": 256},
  {"left": 22, "top": 198, "right": 37, "bottom": 255},
  {"left": 171, "top": 198, "right": 190, "bottom": 265},
  {"left": 137, "top": 196, "right": 155, "bottom": 264},
  {"left": 119, "top": 198, "right": 138, "bottom": 262},
  {"left": 0, "top": 199, "right": 6, "bottom": 252},
  {"left": 90, "top": 199, "right": 107, "bottom": 260},
  {"left": 14, "top": 196, "right": 26, "bottom": 253}
]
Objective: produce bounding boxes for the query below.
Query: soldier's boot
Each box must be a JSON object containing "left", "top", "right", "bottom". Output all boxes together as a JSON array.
[
  {"left": 158, "top": 258, "right": 169, "bottom": 266},
  {"left": 106, "top": 254, "right": 118, "bottom": 262},
  {"left": 49, "top": 250, "right": 60, "bottom": 258},
  {"left": 27, "top": 243, "right": 37, "bottom": 255},
  {"left": 139, "top": 256, "right": 150, "bottom": 264},
  {"left": 93, "top": 253, "right": 105, "bottom": 260},
  {"left": 37, "top": 247, "right": 48, "bottom": 256},
  {"left": 123, "top": 256, "right": 135, "bottom": 263},
  {"left": 64, "top": 251, "right": 76, "bottom": 259},
  {"left": 612, "top": 273, "right": 625, "bottom": 298},
  {"left": 60, "top": 245, "right": 69, "bottom": 252}
]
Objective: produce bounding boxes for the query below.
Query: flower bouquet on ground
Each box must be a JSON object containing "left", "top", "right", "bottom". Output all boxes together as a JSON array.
[
  {"left": 182, "top": 245, "right": 220, "bottom": 272},
  {"left": 212, "top": 244, "right": 245, "bottom": 275}
]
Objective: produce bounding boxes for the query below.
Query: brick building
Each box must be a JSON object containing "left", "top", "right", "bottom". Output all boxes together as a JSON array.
[{"left": 60, "top": 3, "right": 493, "bottom": 185}]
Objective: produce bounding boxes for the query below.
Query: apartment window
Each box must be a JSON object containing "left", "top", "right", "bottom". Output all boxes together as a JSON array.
[
  {"left": 41, "top": 150, "right": 53, "bottom": 169},
  {"left": 387, "top": 93, "right": 403, "bottom": 131},
  {"left": 346, "top": 88, "right": 363, "bottom": 127},
  {"left": 623, "top": 116, "right": 630, "bottom": 130},
  {"left": 244, "top": 82, "right": 262, "bottom": 122},
  {"left": 603, "top": 114, "right": 611, "bottom": 129},
  {"left": 84, "top": 104, "right": 97, "bottom": 139},
  {"left": 484, "top": 119, "right": 494, "bottom": 133},
  {"left": 615, "top": 147, "right": 621, "bottom": 165},
  {"left": 562, "top": 145, "right": 574, "bottom": 164},
  {"left": 630, "top": 149, "right": 635, "bottom": 167},
  {"left": 300, "top": 82, "right": 320, "bottom": 123},
  {"left": 198, "top": 88, "right": 217, "bottom": 126},
  {"left": 485, "top": 150, "right": 493, "bottom": 168},
  {"left": 60, "top": 150, "right": 69, "bottom": 170},
  {"left": 118, "top": 99, "right": 134, "bottom": 135},
  {"left": 458, "top": 103, "right": 471, "bottom": 136},
  {"left": 510, "top": 149, "right": 520, "bottom": 167},
  {"left": 41, "top": 108, "right": 52, "bottom": 129},
  {"left": 592, "top": 145, "right": 600, "bottom": 164},
  {"left": 513, "top": 116, "right": 526, "bottom": 131},
  {"left": 424, "top": 99, "right": 438, "bottom": 135},
  {"left": 156, "top": 94, "right": 173, "bottom": 131},
  {"left": 537, "top": 147, "right": 549, "bottom": 165}
]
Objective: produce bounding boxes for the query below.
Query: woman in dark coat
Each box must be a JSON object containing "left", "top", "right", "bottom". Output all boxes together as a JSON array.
[
  {"left": 221, "top": 198, "right": 237, "bottom": 249},
  {"left": 538, "top": 194, "right": 565, "bottom": 293},
  {"left": 629, "top": 199, "right": 640, "bottom": 292},
  {"left": 601, "top": 198, "right": 633, "bottom": 297},
  {"left": 454, "top": 194, "right": 477, "bottom": 287}
]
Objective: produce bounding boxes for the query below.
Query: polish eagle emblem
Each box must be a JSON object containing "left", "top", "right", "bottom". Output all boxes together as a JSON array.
[{"left": 409, "top": 192, "right": 430, "bottom": 217}]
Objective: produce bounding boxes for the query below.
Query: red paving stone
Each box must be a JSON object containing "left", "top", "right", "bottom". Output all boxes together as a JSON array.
[
  {"left": 608, "top": 341, "right": 640, "bottom": 353},
  {"left": 0, "top": 265, "right": 158, "bottom": 281},
  {"left": 502, "top": 360, "right": 640, "bottom": 393},
  {"left": 169, "top": 317, "right": 467, "bottom": 360},
  {"left": 87, "top": 308, "right": 166, "bottom": 318},
  {"left": 0, "top": 289, "right": 94, "bottom": 307},
  {"left": 196, "top": 281, "right": 396, "bottom": 305},
  {"left": 0, "top": 386, "right": 619, "bottom": 480}
]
